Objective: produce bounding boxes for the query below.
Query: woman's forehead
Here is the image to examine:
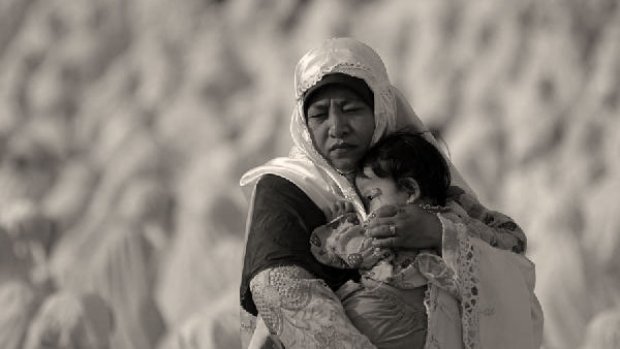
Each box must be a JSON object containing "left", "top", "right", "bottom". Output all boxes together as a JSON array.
[{"left": 305, "top": 85, "right": 368, "bottom": 108}]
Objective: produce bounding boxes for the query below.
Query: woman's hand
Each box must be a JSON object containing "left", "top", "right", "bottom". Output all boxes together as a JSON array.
[{"left": 364, "top": 204, "right": 443, "bottom": 251}]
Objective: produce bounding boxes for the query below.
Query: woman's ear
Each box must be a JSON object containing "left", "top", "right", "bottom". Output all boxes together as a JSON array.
[{"left": 399, "top": 177, "right": 421, "bottom": 203}]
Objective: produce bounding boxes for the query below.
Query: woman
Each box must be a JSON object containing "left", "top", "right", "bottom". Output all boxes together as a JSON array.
[{"left": 239, "top": 38, "right": 542, "bottom": 348}]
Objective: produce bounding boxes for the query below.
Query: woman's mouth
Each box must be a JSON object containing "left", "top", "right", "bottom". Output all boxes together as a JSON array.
[{"left": 329, "top": 143, "right": 356, "bottom": 155}]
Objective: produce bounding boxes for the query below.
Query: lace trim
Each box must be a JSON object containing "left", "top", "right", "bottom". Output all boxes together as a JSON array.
[
  {"left": 295, "top": 62, "right": 374, "bottom": 99},
  {"left": 456, "top": 225, "right": 481, "bottom": 349}
]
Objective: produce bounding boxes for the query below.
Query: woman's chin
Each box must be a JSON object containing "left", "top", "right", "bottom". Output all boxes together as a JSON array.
[{"left": 331, "top": 161, "right": 357, "bottom": 175}]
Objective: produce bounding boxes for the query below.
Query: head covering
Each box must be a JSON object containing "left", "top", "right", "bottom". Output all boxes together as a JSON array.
[
  {"left": 241, "top": 38, "right": 396, "bottom": 218},
  {"left": 291, "top": 37, "right": 398, "bottom": 158},
  {"left": 303, "top": 73, "right": 374, "bottom": 115},
  {"left": 241, "top": 38, "right": 469, "bottom": 220}
]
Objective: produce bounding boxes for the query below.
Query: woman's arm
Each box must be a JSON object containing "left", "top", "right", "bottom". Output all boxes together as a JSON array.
[
  {"left": 250, "top": 265, "right": 376, "bottom": 349},
  {"left": 364, "top": 196, "right": 526, "bottom": 255},
  {"left": 240, "top": 175, "right": 373, "bottom": 348},
  {"left": 447, "top": 186, "right": 527, "bottom": 253}
]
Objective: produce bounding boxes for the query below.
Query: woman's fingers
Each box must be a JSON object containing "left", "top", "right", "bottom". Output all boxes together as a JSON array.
[
  {"left": 340, "top": 224, "right": 366, "bottom": 237},
  {"left": 364, "top": 204, "right": 442, "bottom": 250},
  {"left": 366, "top": 223, "right": 398, "bottom": 238},
  {"left": 368, "top": 205, "right": 399, "bottom": 219},
  {"left": 371, "top": 236, "right": 399, "bottom": 248},
  {"left": 365, "top": 205, "right": 400, "bottom": 230},
  {"left": 364, "top": 216, "right": 397, "bottom": 230}
]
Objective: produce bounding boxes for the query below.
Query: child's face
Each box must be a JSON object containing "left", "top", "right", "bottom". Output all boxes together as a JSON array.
[{"left": 355, "top": 166, "right": 410, "bottom": 213}]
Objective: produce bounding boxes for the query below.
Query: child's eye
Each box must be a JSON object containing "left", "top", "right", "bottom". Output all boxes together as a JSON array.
[{"left": 366, "top": 188, "right": 381, "bottom": 201}]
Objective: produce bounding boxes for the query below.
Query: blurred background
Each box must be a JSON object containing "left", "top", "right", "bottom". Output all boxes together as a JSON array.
[{"left": 0, "top": 0, "right": 619, "bottom": 348}]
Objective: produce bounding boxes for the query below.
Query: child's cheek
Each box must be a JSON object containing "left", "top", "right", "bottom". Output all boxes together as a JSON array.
[{"left": 368, "top": 198, "right": 384, "bottom": 214}]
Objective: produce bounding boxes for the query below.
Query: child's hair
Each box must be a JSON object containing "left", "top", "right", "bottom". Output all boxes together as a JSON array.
[{"left": 358, "top": 130, "right": 451, "bottom": 205}]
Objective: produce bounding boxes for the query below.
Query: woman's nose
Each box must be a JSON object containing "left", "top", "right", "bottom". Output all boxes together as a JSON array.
[{"left": 327, "top": 106, "right": 349, "bottom": 137}]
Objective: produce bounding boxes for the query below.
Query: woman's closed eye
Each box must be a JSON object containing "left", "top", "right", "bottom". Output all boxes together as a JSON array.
[
  {"left": 342, "top": 106, "right": 361, "bottom": 113},
  {"left": 342, "top": 101, "right": 366, "bottom": 113},
  {"left": 308, "top": 110, "right": 327, "bottom": 119}
]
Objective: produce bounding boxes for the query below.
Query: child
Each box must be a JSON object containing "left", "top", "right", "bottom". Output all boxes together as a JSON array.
[{"left": 310, "top": 131, "right": 522, "bottom": 349}]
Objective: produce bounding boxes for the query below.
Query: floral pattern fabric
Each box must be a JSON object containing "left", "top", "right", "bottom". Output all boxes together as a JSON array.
[
  {"left": 308, "top": 194, "right": 526, "bottom": 291},
  {"left": 249, "top": 265, "right": 376, "bottom": 349},
  {"left": 244, "top": 210, "right": 542, "bottom": 349}
]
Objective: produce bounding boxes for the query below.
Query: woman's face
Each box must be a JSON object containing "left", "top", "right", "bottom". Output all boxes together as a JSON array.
[{"left": 305, "top": 85, "right": 375, "bottom": 174}]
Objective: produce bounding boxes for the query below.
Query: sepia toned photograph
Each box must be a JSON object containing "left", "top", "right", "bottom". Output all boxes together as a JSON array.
[{"left": 0, "top": 1, "right": 618, "bottom": 348}]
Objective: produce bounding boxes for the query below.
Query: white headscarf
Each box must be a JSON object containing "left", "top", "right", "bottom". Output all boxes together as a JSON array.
[{"left": 241, "top": 38, "right": 462, "bottom": 220}]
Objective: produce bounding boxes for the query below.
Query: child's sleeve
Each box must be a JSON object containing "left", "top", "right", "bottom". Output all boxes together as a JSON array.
[
  {"left": 310, "top": 221, "right": 382, "bottom": 270},
  {"left": 309, "top": 224, "right": 349, "bottom": 269},
  {"left": 446, "top": 186, "right": 527, "bottom": 254},
  {"left": 387, "top": 251, "right": 460, "bottom": 294}
]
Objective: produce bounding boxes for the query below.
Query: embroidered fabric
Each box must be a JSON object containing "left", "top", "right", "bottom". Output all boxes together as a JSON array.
[
  {"left": 309, "top": 197, "right": 516, "bottom": 297},
  {"left": 239, "top": 307, "right": 256, "bottom": 348},
  {"left": 249, "top": 265, "right": 376, "bottom": 349},
  {"left": 447, "top": 186, "right": 527, "bottom": 253},
  {"left": 420, "top": 216, "right": 482, "bottom": 349},
  {"left": 250, "top": 266, "right": 313, "bottom": 335},
  {"left": 310, "top": 218, "right": 392, "bottom": 271},
  {"left": 303, "top": 204, "right": 486, "bottom": 349},
  {"left": 246, "top": 205, "right": 528, "bottom": 349},
  {"left": 454, "top": 223, "right": 481, "bottom": 349}
]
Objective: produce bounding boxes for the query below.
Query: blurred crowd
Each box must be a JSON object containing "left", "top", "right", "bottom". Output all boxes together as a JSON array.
[
  {"left": 1, "top": 0, "right": 620, "bottom": 348},
  {"left": 0, "top": 124, "right": 169, "bottom": 348},
  {"left": 0, "top": 118, "right": 242, "bottom": 348}
]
